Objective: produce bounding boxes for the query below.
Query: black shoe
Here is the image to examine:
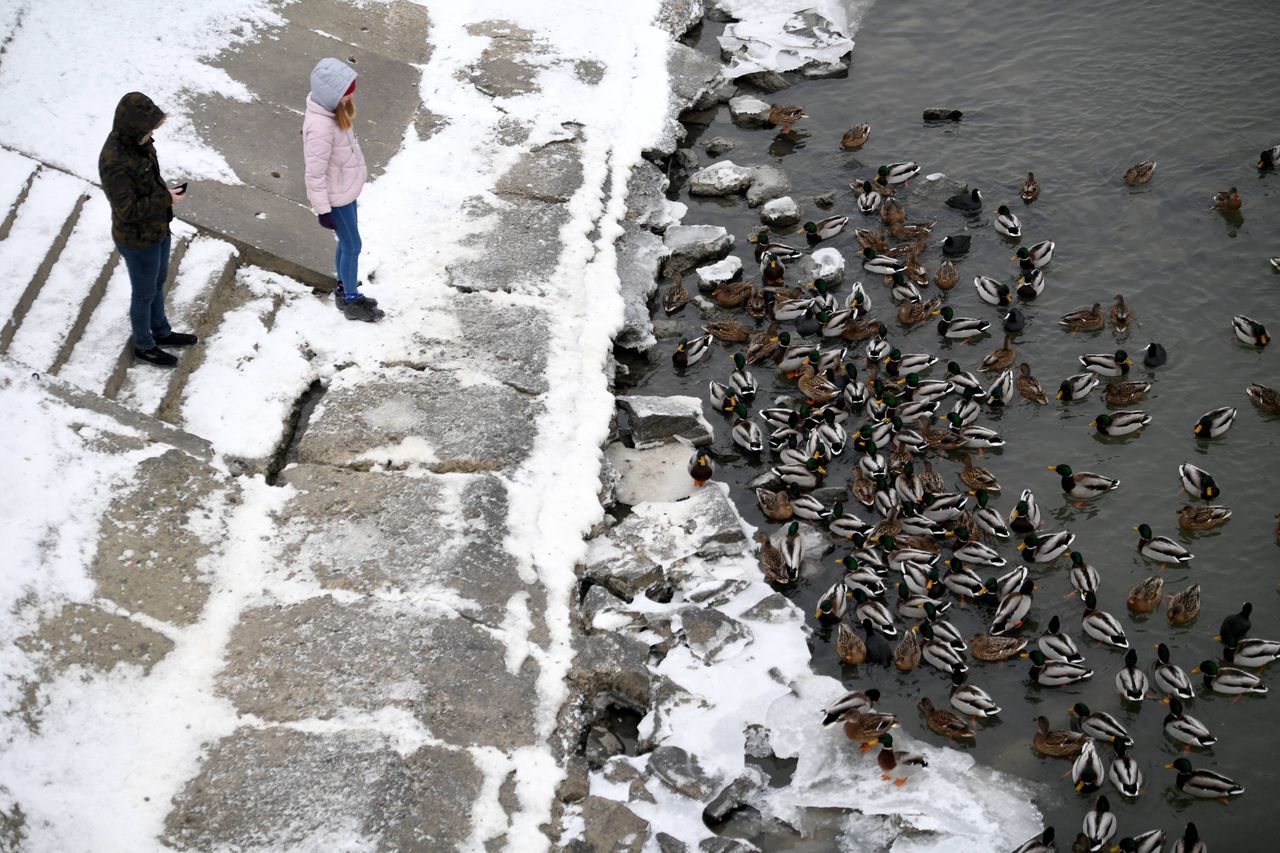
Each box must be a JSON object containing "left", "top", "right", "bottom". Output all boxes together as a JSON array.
[
  {"left": 339, "top": 294, "right": 385, "bottom": 322},
  {"left": 154, "top": 331, "right": 198, "bottom": 347},
  {"left": 334, "top": 289, "right": 377, "bottom": 308},
  {"left": 134, "top": 346, "right": 178, "bottom": 367}
]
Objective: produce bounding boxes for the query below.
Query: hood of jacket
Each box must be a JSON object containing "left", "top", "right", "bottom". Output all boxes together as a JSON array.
[
  {"left": 309, "top": 57, "right": 357, "bottom": 112},
  {"left": 112, "top": 92, "right": 165, "bottom": 145}
]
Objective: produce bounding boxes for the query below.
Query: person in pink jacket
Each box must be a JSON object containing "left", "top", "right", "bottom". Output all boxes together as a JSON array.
[{"left": 303, "top": 57, "right": 382, "bottom": 322}]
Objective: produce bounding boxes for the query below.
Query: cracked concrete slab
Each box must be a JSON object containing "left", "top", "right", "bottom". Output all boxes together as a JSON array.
[
  {"left": 495, "top": 140, "right": 584, "bottom": 204},
  {"left": 462, "top": 21, "right": 548, "bottom": 98},
  {"left": 89, "top": 448, "right": 237, "bottom": 627},
  {"left": 16, "top": 603, "right": 174, "bottom": 677},
  {"left": 163, "top": 727, "right": 482, "bottom": 852},
  {"left": 450, "top": 196, "right": 571, "bottom": 294},
  {"left": 295, "top": 365, "right": 540, "bottom": 472},
  {"left": 217, "top": 596, "right": 541, "bottom": 749}
]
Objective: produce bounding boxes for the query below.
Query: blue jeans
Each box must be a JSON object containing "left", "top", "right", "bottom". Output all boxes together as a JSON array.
[
  {"left": 118, "top": 233, "right": 172, "bottom": 349},
  {"left": 331, "top": 201, "right": 361, "bottom": 297}
]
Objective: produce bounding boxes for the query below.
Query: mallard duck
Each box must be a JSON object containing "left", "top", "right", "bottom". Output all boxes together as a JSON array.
[
  {"left": 855, "top": 180, "right": 883, "bottom": 215},
  {"left": 1080, "top": 350, "right": 1132, "bottom": 377},
  {"left": 745, "top": 287, "right": 768, "bottom": 319},
  {"left": 710, "top": 280, "right": 754, "bottom": 308},
  {"left": 1072, "top": 739, "right": 1105, "bottom": 792},
  {"left": 1162, "top": 697, "right": 1215, "bottom": 749},
  {"left": 862, "top": 248, "right": 905, "bottom": 277},
  {"left": 662, "top": 277, "right": 688, "bottom": 313},
  {"left": 768, "top": 103, "right": 807, "bottom": 133},
  {"left": 1106, "top": 295, "right": 1135, "bottom": 334},
  {"left": 946, "top": 187, "right": 983, "bottom": 212},
  {"left": 969, "top": 633, "right": 1026, "bottom": 662},
  {"left": 1211, "top": 187, "right": 1241, "bottom": 211},
  {"left": 1029, "top": 649, "right": 1093, "bottom": 686},
  {"left": 803, "top": 216, "right": 849, "bottom": 243},
  {"left": 994, "top": 205, "right": 1022, "bottom": 239},
  {"left": 1122, "top": 161, "right": 1156, "bottom": 185},
  {"left": 761, "top": 254, "right": 787, "bottom": 288},
  {"left": 1172, "top": 823, "right": 1206, "bottom": 853},
  {"left": 1127, "top": 576, "right": 1163, "bottom": 614},
  {"left": 879, "top": 197, "right": 905, "bottom": 226},
  {"left": 1034, "top": 714, "right": 1087, "bottom": 757},
  {"left": 1012, "top": 362, "right": 1047, "bottom": 405},
  {"left": 945, "top": 668, "right": 998, "bottom": 718},
  {"left": 707, "top": 381, "right": 738, "bottom": 414},
  {"left": 853, "top": 593, "right": 897, "bottom": 638},
  {"left": 897, "top": 296, "right": 940, "bottom": 327},
  {"left": 756, "top": 486, "right": 793, "bottom": 521},
  {"left": 1019, "top": 172, "right": 1040, "bottom": 202},
  {"left": 919, "top": 696, "right": 974, "bottom": 740},
  {"left": 951, "top": 528, "right": 1005, "bottom": 568},
  {"left": 753, "top": 531, "right": 791, "bottom": 584},
  {"left": 687, "top": 448, "right": 713, "bottom": 487},
  {"left": 1224, "top": 637, "right": 1280, "bottom": 668},
  {"left": 1013, "top": 268, "right": 1043, "bottom": 301},
  {"left": 889, "top": 626, "right": 920, "bottom": 671},
  {"left": 841, "top": 710, "right": 898, "bottom": 750},
  {"left": 703, "top": 319, "right": 753, "bottom": 344},
  {"left": 1050, "top": 464, "right": 1119, "bottom": 499},
  {"left": 1081, "top": 592, "right": 1128, "bottom": 649},
  {"left": 990, "top": 578, "right": 1034, "bottom": 635},
  {"left": 854, "top": 227, "right": 887, "bottom": 252},
  {"left": 874, "top": 733, "right": 928, "bottom": 785},
  {"left": 1060, "top": 303, "right": 1105, "bottom": 332},
  {"left": 879, "top": 162, "right": 921, "bottom": 185},
  {"left": 1083, "top": 796, "right": 1118, "bottom": 850},
  {"left": 1192, "top": 660, "right": 1266, "bottom": 695},
  {"left": 672, "top": 334, "right": 712, "bottom": 369},
  {"left": 814, "top": 579, "right": 850, "bottom": 622},
  {"left": 1068, "top": 551, "right": 1100, "bottom": 599},
  {"left": 727, "top": 353, "right": 758, "bottom": 403},
  {"left": 1177, "top": 462, "right": 1219, "bottom": 500},
  {"left": 1246, "top": 382, "right": 1280, "bottom": 414},
  {"left": 1008, "top": 489, "right": 1043, "bottom": 534},
  {"left": 1192, "top": 406, "right": 1235, "bottom": 439},
  {"left": 1116, "top": 648, "right": 1149, "bottom": 702},
  {"left": 1091, "top": 410, "right": 1150, "bottom": 436},
  {"left": 822, "top": 688, "right": 881, "bottom": 725},
  {"left": 745, "top": 322, "right": 780, "bottom": 365},
  {"left": 1135, "top": 523, "right": 1193, "bottom": 564},
  {"left": 930, "top": 259, "right": 957, "bottom": 291},
  {"left": 954, "top": 458, "right": 996, "bottom": 496},
  {"left": 935, "top": 305, "right": 990, "bottom": 339},
  {"left": 731, "top": 415, "right": 763, "bottom": 454},
  {"left": 1070, "top": 703, "right": 1131, "bottom": 747},
  {"left": 796, "top": 364, "right": 840, "bottom": 407},
  {"left": 1167, "top": 583, "right": 1201, "bottom": 626},
  {"left": 1154, "top": 643, "right": 1195, "bottom": 700},
  {"left": 1014, "top": 241, "right": 1055, "bottom": 269},
  {"left": 1038, "top": 614, "right": 1082, "bottom": 663},
  {"left": 841, "top": 122, "right": 871, "bottom": 150},
  {"left": 836, "top": 620, "right": 867, "bottom": 664},
  {"left": 1231, "top": 314, "right": 1269, "bottom": 347},
  {"left": 917, "top": 623, "right": 966, "bottom": 673},
  {"left": 1103, "top": 381, "right": 1150, "bottom": 406},
  {"left": 1057, "top": 372, "right": 1099, "bottom": 401},
  {"left": 1165, "top": 757, "right": 1244, "bottom": 800},
  {"left": 969, "top": 491, "right": 1011, "bottom": 539}
]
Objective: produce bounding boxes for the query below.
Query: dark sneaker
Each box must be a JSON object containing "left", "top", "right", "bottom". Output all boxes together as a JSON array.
[
  {"left": 333, "top": 289, "right": 377, "bottom": 308},
  {"left": 340, "top": 294, "right": 385, "bottom": 322},
  {"left": 134, "top": 346, "right": 178, "bottom": 367},
  {"left": 154, "top": 331, "right": 198, "bottom": 347}
]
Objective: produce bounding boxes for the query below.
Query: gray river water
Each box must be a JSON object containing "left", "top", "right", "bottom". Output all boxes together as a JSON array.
[{"left": 621, "top": 0, "right": 1280, "bottom": 847}]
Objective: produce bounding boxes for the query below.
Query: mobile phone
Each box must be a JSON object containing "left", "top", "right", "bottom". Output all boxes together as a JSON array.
[{"left": 172, "top": 182, "right": 188, "bottom": 195}]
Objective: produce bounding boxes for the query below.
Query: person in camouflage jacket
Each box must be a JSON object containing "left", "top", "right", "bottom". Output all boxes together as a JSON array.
[{"left": 98, "top": 92, "right": 197, "bottom": 367}]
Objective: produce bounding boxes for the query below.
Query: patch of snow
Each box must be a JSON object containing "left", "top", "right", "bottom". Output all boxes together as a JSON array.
[
  {"left": 714, "top": 0, "right": 875, "bottom": 79},
  {"left": 0, "top": 169, "right": 88, "bottom": 326}
]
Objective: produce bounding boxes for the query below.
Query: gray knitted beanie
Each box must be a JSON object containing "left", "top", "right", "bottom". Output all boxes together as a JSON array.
[{"left": 309, "top": 58, "right": 358, "bottom": 111}]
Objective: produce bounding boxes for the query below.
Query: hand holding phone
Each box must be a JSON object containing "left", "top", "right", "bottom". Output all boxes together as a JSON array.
[
  {"left": 170, "top": 182, "right": 188, "bottom": 204},
  {"left": 172, "top": 182, "right": 188, "bottom": 195}
]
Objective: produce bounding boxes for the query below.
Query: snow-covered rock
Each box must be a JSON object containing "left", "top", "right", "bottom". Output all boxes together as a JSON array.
[
  {"left": 678, "top": 606, "right": 752, "bottom": 664},
  {"left": 617, "top": 394, "right": 714, "bottom": 449},
  {"left": 717, "top": 2, "right": 862, "bottom": 80},
  {"left": 688, "top": 160, "right": 753, "bottom": 197},
  {"left": 808, "top": 246, "right": 845, "bottom": 284},
  {"left": 760, "top": 196, "right": 800, "bottom": 227},
  {"left": 655, "top": 0, "right": 705, "bottom": 38},
  {"left": 704, "top": 136, "right": 737, "bottom": 157},
  {"left": 616, "top": 226, "right": 668, "bottom": 351},
  {"left": 662, "top": 224, "right": 734, "bottom": 276},
  {"left": 626, "top": 160, "right": 684, "bottom": 233},
  {"left": 694, "top": 256, "right": 743, "bottom": 292},
  {"left": 728, "top": 95, "right": 772, "bottom": 128},
  {"left": 745, "top": 164, "right": 791, "bottom": 207}
]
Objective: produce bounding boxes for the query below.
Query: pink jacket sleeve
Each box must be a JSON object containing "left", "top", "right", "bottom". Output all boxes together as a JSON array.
[{"left": 303, "top": 121, "right": 334, "bottom": 215}]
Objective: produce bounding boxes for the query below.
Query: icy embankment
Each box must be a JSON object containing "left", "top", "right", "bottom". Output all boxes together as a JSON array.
[{"left": 580, "top": 1, "right": 1045, "bottom": 849}]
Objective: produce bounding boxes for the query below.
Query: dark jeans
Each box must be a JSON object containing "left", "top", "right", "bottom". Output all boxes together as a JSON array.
[
  {"left": 331, "top": 200, "right": 361, "bottom": 297},
  {"left": 118, "top": 233, "right": 172, "bottom": 349}
]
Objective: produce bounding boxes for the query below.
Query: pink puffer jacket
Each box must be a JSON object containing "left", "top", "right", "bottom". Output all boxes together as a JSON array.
[{"left": 302, "top": 94, "right": 367, "bottom": 214}]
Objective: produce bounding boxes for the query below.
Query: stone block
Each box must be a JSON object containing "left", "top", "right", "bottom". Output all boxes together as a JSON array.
[
  {"left": 745, "top": 165, "right": 791, "bottom": 207},
  {"left": 616, "top": 226, "right": 667, "bottom": 352},
  {"left": 678, "top": 605, "right": 752, "bottom": 663},
  {"left": 617, "top": 394, "right": 713, "bottom": 449},
  {"left": 704, "top": 137, "right": 736, "bottom": 157},
  {"left": 694, "top": 256, "right": 743, "bottom": 291},
  {"left": 451, "top": 195, "right": 571, "bottom": 294},
  {"left": 625, "top": 161, "right": 680, "bottom": 233},
  {"left": 89, "top": 448, "right": 236, "bottom": 626},
  {"left": 216, "top": 596, "right": 540, "bottom": 749},
  {"left": 581, "top": 796, "right": 650, "bottom": 853},
  {"left": 760, "top": 196, "right": 799, "bottom": 227},
  {"left": 655, "top": 0, "right": 704, "bottom": 38},
  {"left": 648, "top": 745, "right": 721, "bottom": 800},
  {"left": 296, "top": 365, "right": 538, "bottom": 472},
  {"left": 570, "top": 630, "right": 652, "bottom": 709},
  {"left": 688, "top": 161, "right": 752, "bottom": 197},
  {"left": 728, "top": 96, "right": 771, "bottom": 128},
  {"left": 495, "top": 140, "right": 583, "bottom": 203},
  {"left": 662, "top": 225, "right": 733, "bottom": 278},
  {"left": 16, "top": 603, "right": 174, "bottom": 676},
  {"left": 163, "top": 727, "right": 481, "bottom": 851}
]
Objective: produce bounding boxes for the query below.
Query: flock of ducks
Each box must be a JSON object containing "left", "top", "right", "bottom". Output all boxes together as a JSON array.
[{"left": 660, "top": 109, "right": 1280, "bottom": 852}]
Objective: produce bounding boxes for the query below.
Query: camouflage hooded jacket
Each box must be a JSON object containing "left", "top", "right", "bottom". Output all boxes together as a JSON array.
[{"left": 98, "top": 93, "right": 173, "bottom": 249}]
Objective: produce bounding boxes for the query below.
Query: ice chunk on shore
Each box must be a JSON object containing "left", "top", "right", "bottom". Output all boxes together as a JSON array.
[{"left": 715, "top": 1, "right": 875, "bottom": 79}]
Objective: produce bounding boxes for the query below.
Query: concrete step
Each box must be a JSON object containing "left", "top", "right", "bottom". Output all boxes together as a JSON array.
[
  {"left": 0, "top": 168, "right": 91, "bottom": 351},
  {"left": 113, "top": 236, "right": 239, "bottom": 416},
  {"left": 6, "top": 193, "right": 116, "bottom": 372},
  {"left": 56, "top": 224, "right": 196, "bottom": 396},
  {"left": 0, "top": 149, "right": 39, "bottom": 239}
]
